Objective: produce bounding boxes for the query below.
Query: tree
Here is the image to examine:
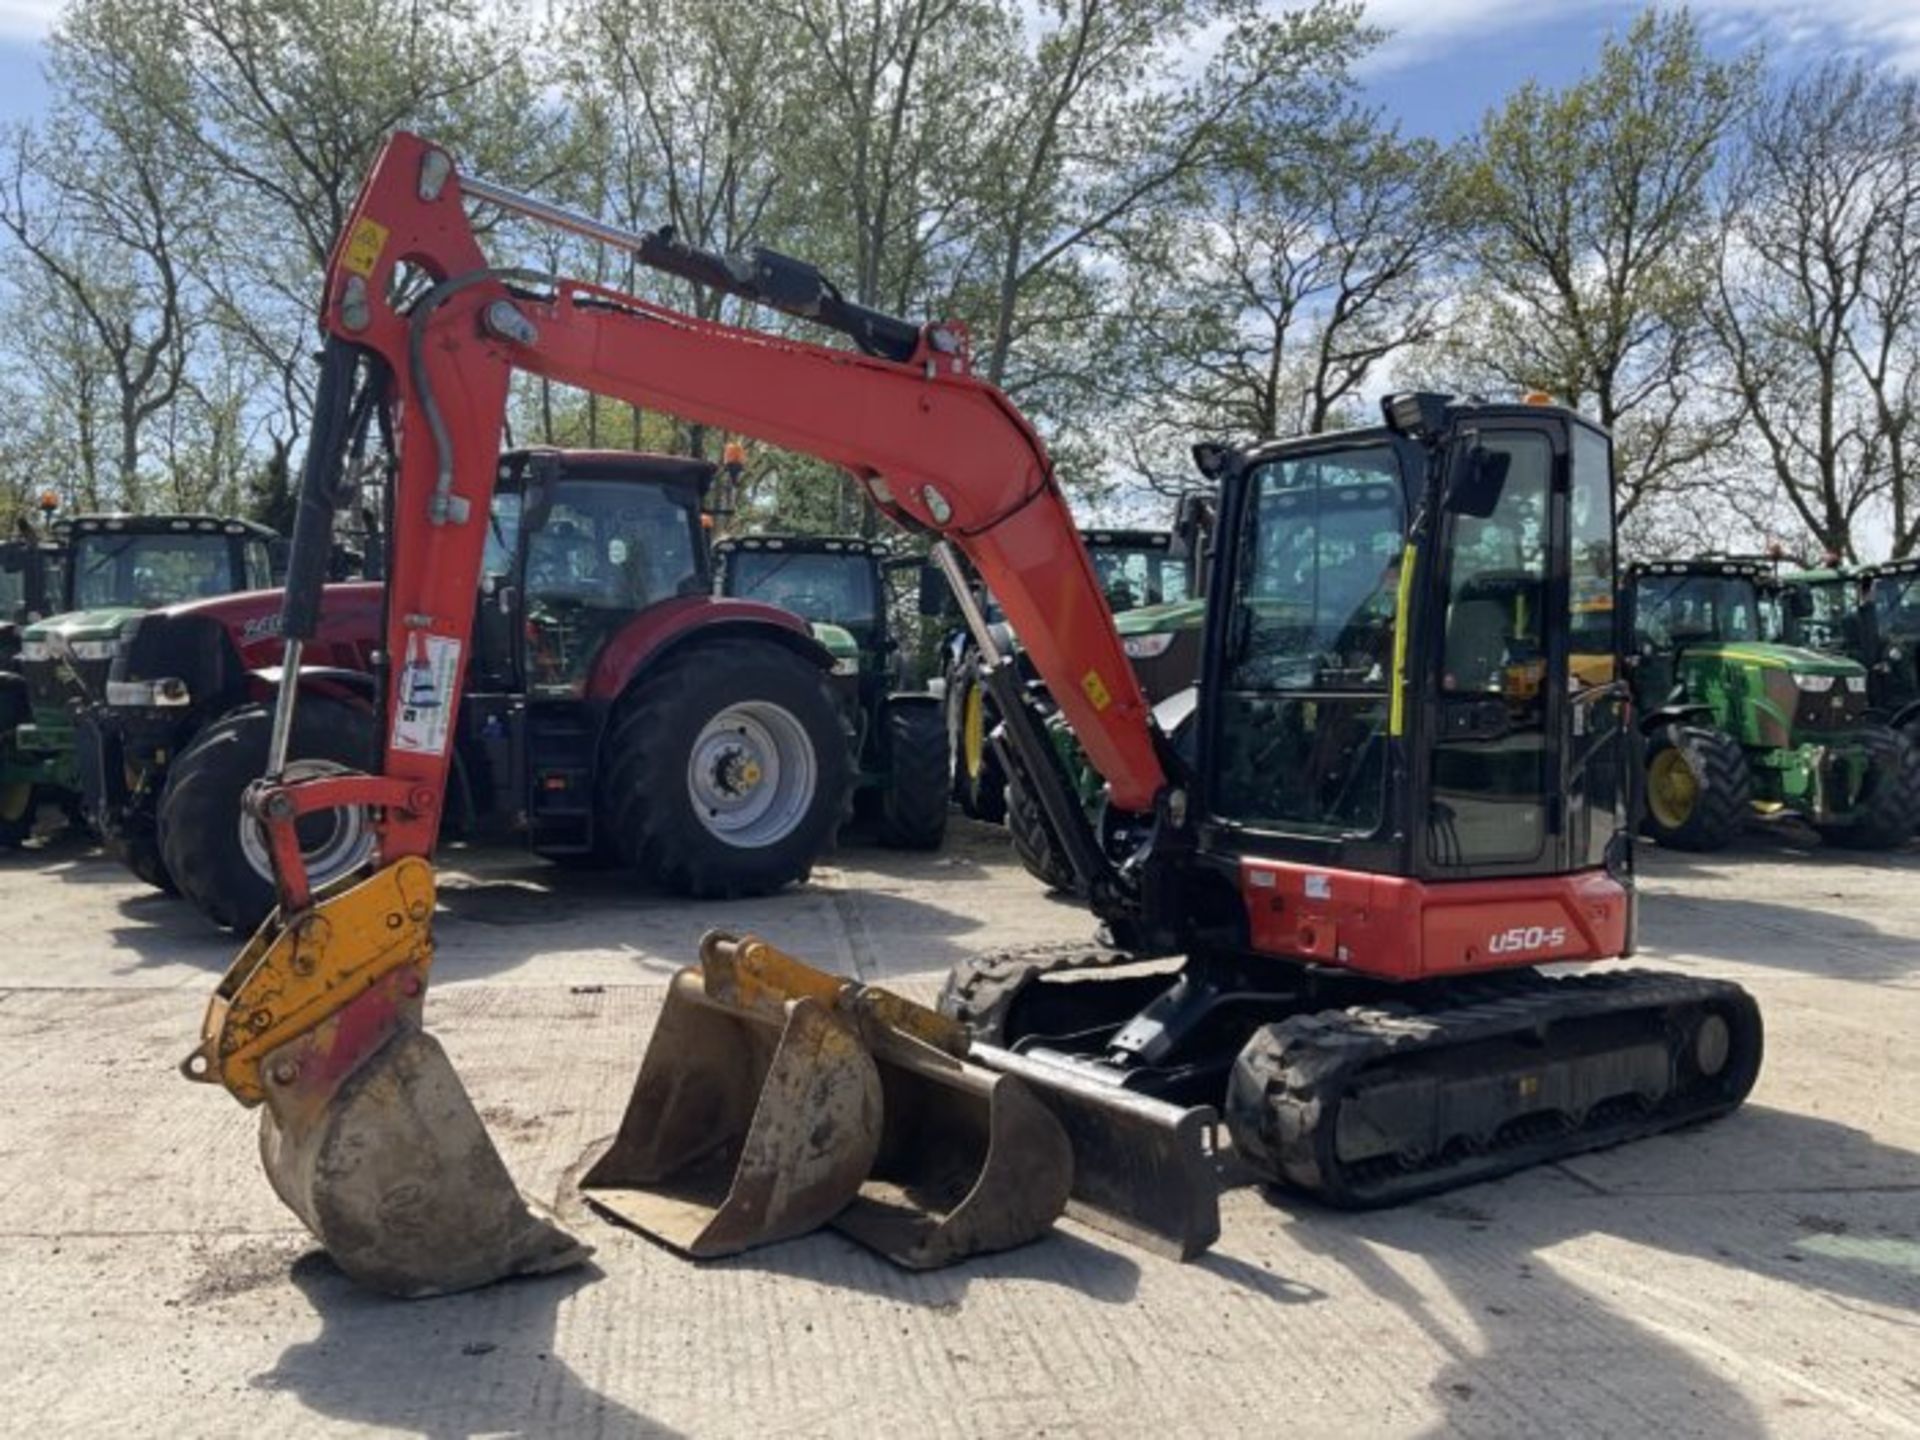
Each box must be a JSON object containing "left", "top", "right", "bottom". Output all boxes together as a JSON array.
[
  {"left": 1445, "top": 9, "right": 1753, "bottom": 526},
  {"left": 1124, "top": 107, "right": 1454, "bottom": 481},
  {"left": 1713, "top": 62, "right": 1920, "bottom": 561}
]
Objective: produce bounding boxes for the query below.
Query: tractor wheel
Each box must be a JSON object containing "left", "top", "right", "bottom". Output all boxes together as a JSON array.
[
  {"left": 158, "top": 698, "right": 378, "bottom": 933},
  {"left": 599, "top": 638, "right": 847, "bottom": 897},
  {"left": 0, "top": 781, "right": 34, "bottom": 848},
  {"left": 103, "top": 826, "right": 176, "bottom": 894},
  {"left": 1641, "top": 725, "right": 1750, "bottom": 852},
  {"left": 1816, "top": 726, "right": 1920, "bottom": 850},
  {"left": 1005, "top": 768, "right": 1077, "bottom": 893},
  {"left": 949, "top": 667, "right": 1007, "bottom": 822},
  {"left": 873, "top": 701, "right": 949, "bottom": 850}
]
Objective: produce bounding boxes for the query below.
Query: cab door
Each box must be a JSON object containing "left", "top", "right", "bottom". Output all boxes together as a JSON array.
[{"left": 1563, "top": 424, "right": 1630, "bottom": 871}]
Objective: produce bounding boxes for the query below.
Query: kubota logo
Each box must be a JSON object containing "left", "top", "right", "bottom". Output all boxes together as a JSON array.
[{"left": 1488, "top": 924, "right": 1567, "bottom": 955}]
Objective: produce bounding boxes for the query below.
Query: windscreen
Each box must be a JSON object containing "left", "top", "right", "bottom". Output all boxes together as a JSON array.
[
  {"left": 71, "top": 532, "right": 236, "bottom": 610},
  {"left": 1874, "top": 573, "right": 1920, "bottom": 641},
  {"left": 1088, "top": 544, "right": 1190, "bottom": 612},
  {"left": 1634, "top": 573, "right": 1763, "bottom": 648},
  {"left": 725, "top": 549, "right": 878, "bottom": 631},
  {"left": 1211, "top": 444, "right": 1410, "bottom": 836}
]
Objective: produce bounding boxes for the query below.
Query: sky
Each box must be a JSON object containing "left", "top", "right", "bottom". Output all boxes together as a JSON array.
[{"left": 0, "top": 0, "right": 1915, "bottom": 135}]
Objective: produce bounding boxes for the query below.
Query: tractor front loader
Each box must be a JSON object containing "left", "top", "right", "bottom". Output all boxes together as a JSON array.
[{"left": 190, "top": 135, "right": 1761, "bottom": 1300}]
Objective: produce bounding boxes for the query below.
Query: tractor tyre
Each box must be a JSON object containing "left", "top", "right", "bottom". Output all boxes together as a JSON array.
[
  {"left": 1817, "top": 726, "right": 1920, "bottom": 851},
  {"left": 873, "top": 701, "right": 949, "bottom": 850},
  {"left": 1640, "top": 725, "right": 1750, "bottom": 852},
  {"left": 948, "top": 666, "right": 1007, "bottom": 823},
  {"left": 1005, "top": 768, "right": 1077, "bottom": 893},
  {"left": 103, "top": 825, "right": 176, "bottom": 894},
  {"left": 599, "top": 638, "right": 847, "bottom": 898},
  {"left": 158, "top": 698, "right": 378, "bottom": 933},
  {"left": 0, "top": 782, "right": 33, "bottom": 848}
]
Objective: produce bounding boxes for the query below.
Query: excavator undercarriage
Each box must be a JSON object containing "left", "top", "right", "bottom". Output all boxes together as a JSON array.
[{"left": 183, "top": 133, "right": 1764, "bottom": 1299}]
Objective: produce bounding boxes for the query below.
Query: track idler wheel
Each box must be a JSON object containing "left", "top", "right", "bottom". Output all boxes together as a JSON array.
[{"left": 183, "top": 858, "right": 590, "bottom": 1297}]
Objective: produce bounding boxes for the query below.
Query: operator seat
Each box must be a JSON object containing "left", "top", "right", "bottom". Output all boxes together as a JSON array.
[{"left": 1442, "top": 597, "right": 1509, "bottom": 692}]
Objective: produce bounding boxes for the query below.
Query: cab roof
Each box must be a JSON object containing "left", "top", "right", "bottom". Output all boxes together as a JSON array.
[{"left": 57, "top": 513, "right": 278, "bottom": 541}]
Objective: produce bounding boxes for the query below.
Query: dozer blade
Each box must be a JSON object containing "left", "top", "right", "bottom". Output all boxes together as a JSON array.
[
  {"left": 973, "top": 1043, "right": 1221, "bottom": 1261},
  {"left": 183, "top": 858, "right": 590, "bottom": 1298},
  {"left": 579, "top": 954, "right": 883, "bottom": 1257}
]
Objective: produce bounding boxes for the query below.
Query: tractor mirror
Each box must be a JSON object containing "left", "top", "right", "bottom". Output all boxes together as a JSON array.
[
  {"left": 1446, "top": 446, "right": 1509, "bottom": 519},
  {"left": 917, "top": 562, "right": 956, "bottom": 618}
]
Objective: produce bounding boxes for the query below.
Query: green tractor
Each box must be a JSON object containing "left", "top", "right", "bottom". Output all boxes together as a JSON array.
[
  {"left": 715, "top": 534, "right": 951, "bottom": 848},
  {"left": 1625, "top": 557, "right": 1916, "bottom": 851},
  {"left": 3, "top": 513, "right": 277, "bottom": 849},
  {"left": 946, "top": 514, "right": 1210, "bottom": 823},
  {"left": 1777, "top": 558, "right": 1920, "bottom": 753}
]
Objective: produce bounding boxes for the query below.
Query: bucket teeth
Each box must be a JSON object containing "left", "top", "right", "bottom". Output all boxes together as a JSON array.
[{"left": 581, "top": 933, "right": 1073, "bottom": 1268}]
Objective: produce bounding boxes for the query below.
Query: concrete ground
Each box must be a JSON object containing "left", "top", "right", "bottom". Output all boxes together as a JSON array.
[{"left": 1, "top": 818, "right": 1917, "bottom": 1439}]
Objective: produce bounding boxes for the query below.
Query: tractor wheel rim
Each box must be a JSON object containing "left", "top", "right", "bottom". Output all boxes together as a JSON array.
[
  {"left": 687, "top": 700, "right": 817, "bottom": 848},
  {"left": 962, "top": 683, "right": 987, "bottom": 779},
  {"left": 1648, "top": 748, "right": 1698, "bottom": 829},
  {"left": 238, "top": 758, "right": 377, "bottom": 890},
  {"left": 0, "top": 781, "right": 31, "bottom": 824}
]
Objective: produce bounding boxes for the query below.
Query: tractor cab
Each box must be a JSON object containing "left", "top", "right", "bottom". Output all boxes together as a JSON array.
[
  {"left": 715, "top": 534, "right": 951, "bottom": 848},
  {"left": 4, "top": 514, "right": 277, "bottom": 844},
  {"left": 1081, "top": 528, "right": 1195, "bottom": 614},
  {"left": 471, "top": 449, "right": 714, "bottom": 698},
  {"left": 1778, "top": 557, "right": 1920, "bottom": 746}
]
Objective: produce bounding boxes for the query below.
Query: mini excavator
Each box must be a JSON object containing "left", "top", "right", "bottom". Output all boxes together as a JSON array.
[{"left": 184, "top": 134, "right": 1762, "bottom": 1296}]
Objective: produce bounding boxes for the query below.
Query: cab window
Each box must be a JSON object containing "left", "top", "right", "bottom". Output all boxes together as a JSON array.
[{"left": 1211, "top": 444, "right": 1408, "bottom": 836}]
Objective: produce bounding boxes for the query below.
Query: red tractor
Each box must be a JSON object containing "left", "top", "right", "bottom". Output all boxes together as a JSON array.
[{"left": 83, "top": 447, "right": 847, "bottom": 931}]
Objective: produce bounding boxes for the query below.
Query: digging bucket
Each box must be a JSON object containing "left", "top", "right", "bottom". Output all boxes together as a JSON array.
[
  {"left": 183, "top": 857, "right": 590, "bottom": 1298},
  {"left": 578, "top": 935, "right": 884, "bottom": 1257}
]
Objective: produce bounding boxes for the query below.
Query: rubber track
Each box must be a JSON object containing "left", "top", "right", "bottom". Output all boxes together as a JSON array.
[
  {"left": 1228, "top": 968, "right": 1763, "bottom": 1208},
  {"left": 936, "top": 943, "right": 1126, "bottom": 1044}
]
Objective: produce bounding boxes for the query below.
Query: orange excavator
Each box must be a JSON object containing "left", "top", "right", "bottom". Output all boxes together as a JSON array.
[{"left": 184, "top": 134, "right": 1763, "bottom": 1296}]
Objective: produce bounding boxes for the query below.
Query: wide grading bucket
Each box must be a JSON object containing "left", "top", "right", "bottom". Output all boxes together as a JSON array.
[
  {"left": 184, "top": 858, "right": 590, "bottom": 1298},
  {"left": 581, "top": 933, "right": 1074, "bottom": 1267}
]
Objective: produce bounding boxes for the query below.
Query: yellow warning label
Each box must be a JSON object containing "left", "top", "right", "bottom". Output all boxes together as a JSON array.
[
  {"left": 341, "top": 217, "right": 390, "bottom": 278},
  {"left": 1081, "top": 669, "right": 1112, "bottom": 711}
]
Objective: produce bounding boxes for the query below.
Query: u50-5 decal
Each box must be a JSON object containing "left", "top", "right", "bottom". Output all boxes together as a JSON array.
[{"left": 1488, "top": 924, "right": 1568, "bottom": 955}]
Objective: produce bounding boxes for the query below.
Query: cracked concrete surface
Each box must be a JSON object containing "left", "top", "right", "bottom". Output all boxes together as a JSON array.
[{"left": 0, "top": 819, "right": 1916, "bottom": 1437}]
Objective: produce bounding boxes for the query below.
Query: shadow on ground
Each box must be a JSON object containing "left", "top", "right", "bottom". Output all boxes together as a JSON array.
[
  {"left": 1269, "top": 1103, "right": 1920, "bottom": 1435},
  {"left": 255, "top": 1252, "right": 676, "bottom": 1440}
]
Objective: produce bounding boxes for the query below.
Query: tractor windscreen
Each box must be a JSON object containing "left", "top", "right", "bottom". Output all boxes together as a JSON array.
[
  {"left": 726, "top": 550, "right": 878, "bottom": 633},
  {"left": 1635, "top": 573, "right": 1764, "bottom": 648},
  {"left": 1212, "top": 443, "right": 1410, "bottom": 836},
  {"left": 522, "top": 478, "right": 704, "bottom": 695},
  {"left": 1873, "top": 573, "right": 1920, "bottom": 642},
  {"left": 71, "top": 532, "right": 238, "bottom": 611},
  {"left": 1088, "top": 545, "right": 1189, "bottom": 613}
]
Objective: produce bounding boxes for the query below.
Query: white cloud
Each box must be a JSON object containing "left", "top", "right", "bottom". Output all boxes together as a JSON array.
[
  {"left": 1358, "top": 0, "right": 1920, "bottom": 75},
  {"left": 0, "top": 1, "right": 60, "bottom": 41}
]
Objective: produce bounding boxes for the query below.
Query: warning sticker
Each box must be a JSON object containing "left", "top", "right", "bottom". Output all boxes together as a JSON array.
[
  {"left": 1080, "top": 668, "right": 1112, "bottom": 711},
  {"left": 391, "top": 632, "right": 461, "bottom": 756},
  {"left": 341, "top": 217, "right": 389, "bottom": 278}
]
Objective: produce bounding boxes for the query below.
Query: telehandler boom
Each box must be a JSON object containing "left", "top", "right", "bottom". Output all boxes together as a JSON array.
[{"left": 187, "top": 134, "right": 1763, "bottom": 1297}]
